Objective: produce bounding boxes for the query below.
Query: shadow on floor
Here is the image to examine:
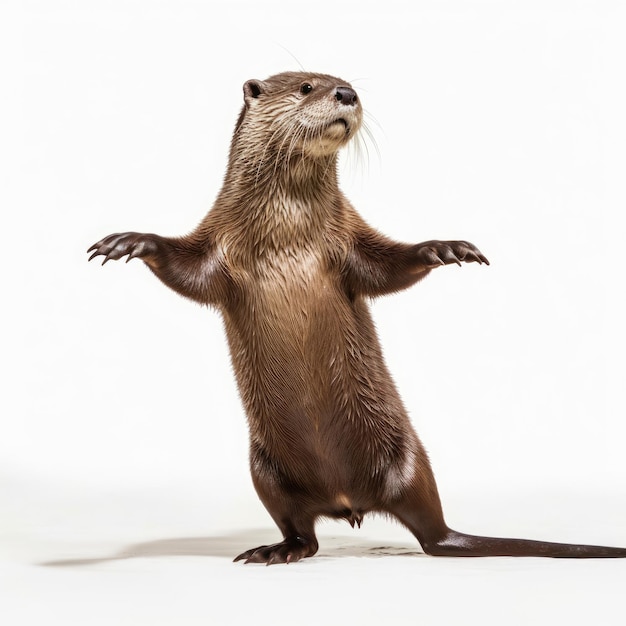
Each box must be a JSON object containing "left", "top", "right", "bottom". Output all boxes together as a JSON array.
[{"left": 40, "top": 529, "right": 423, "bottom": 567}]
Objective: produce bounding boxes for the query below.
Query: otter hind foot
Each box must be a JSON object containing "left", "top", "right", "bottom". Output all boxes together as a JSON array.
[{"left": 234, "top": 536, "right": 319, "bottom": 565}]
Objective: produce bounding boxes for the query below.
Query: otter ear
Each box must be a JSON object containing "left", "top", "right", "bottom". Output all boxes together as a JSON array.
[{"left": 243, "top": 79, "right": 266, "bottom": 103}]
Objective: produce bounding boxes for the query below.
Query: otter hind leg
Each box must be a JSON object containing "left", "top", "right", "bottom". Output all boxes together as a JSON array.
[
  {"left": 234, "top": 534, "right": 319, "bottom": 565},
  {"left": 234, "top": 517, "right": 319, "bottom": 565}
]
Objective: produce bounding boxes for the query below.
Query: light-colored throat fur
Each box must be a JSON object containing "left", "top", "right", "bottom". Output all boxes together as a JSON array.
[{"left": 216, "top": 150, "right": 344, "bottom": 260}]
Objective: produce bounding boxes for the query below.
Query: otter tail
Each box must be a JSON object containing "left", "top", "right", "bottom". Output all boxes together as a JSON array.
[
  {"left": 389, "top": 476, "right": 626, "bottom": 558},
  {"left": 421, "top": 529, "right": 626, "bottom": 558}
]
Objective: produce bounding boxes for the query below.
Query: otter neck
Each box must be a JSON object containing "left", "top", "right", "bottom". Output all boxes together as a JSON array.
[{"left": 222, "top": 150, "right": 341, "bottom": 253}]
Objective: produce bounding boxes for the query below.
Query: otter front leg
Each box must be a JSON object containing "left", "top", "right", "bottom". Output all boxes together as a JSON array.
[
  {"left": 88, "top": 232, "right": 226, "bottom": 306},
  {"left": 348, "top": 228, "right": 490, "bottom": 297}
]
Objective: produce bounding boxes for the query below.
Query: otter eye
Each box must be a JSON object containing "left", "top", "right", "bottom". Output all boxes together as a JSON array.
[{"left": 300, "top": 83, "right": 313, "bottom": 95}]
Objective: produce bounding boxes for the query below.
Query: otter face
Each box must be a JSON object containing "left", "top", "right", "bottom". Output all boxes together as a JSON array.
[{"left": 238, "top": 72, "right": 363, "bottom": 159}]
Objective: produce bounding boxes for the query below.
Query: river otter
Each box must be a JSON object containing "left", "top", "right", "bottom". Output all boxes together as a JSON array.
[{"left": 88, "top": 71, "right": 625, "bottom": 563}]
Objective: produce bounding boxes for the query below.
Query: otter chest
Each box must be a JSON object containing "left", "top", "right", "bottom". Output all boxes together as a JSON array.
[
  {"left": 223, "top": 239, "right": 335, "bottom": 325},
  {"left": 243, "top": 247, "right": 332, "bottom": 332}
]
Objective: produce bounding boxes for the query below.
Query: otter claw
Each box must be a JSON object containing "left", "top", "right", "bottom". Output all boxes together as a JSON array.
[
  {"left": 87, "top": 232, "right": 158, "bottom": 264},
  {"left": 234, "top": 537, "right": 318, "bottom": 565},
  {"left": 416, "top": 240, "right": 489, "bottom": 268}
]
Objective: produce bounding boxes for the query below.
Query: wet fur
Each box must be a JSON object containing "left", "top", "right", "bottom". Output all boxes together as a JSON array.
[{"left": 89, "top": 71, "right": 626, "bottom": 563}]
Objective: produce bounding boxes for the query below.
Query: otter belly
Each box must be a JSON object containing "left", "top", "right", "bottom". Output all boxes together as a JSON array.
[{"left": 222, "top": 250, "right": 411, "bottom": 498}]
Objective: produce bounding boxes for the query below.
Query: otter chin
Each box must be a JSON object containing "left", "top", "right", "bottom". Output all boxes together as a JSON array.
[
  {"left": 88, "top": 71, "right": 626, "bottom": 564},
  {"left": 311, "top": 126, "right": 352, "bottom": 156},
  {"left": 329, "top": 117, "right": 350, "bottom": 132}
]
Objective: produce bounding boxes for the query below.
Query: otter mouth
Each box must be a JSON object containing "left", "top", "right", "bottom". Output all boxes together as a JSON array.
[{"left": 328, "top": 118, "right": 350, "bottom": 135}]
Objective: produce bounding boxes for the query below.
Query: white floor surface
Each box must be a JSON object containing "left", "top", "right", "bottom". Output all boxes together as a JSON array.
[{"left": 3, "top": 476, "right": 625, "bottom": 626}]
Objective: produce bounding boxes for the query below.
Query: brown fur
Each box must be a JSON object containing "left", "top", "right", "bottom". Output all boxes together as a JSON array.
[{"left": 89, "top": 71, "right": 625, "bottom": 563}]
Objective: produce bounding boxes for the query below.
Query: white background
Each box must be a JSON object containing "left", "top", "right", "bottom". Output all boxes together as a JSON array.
[{"left": 1, "top": 1, "right": 625, "bottom": 624}]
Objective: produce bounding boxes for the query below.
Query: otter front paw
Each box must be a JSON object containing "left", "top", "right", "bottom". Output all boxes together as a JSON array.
[
  {"left": 414, "top": 240, "right": 489, "bottom": 267},
  {"left": 87, "top": 232, "right": 159, "bottom": 264}
]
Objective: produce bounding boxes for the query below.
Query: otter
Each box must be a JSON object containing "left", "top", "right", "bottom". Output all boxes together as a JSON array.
[{"left": 88, "top": 71, "right": 625, "bottom": 563}]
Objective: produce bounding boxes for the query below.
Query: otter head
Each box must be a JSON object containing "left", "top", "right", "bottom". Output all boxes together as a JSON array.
[{"left": 234, "top": 72, "right": 363, "bottom": 160}]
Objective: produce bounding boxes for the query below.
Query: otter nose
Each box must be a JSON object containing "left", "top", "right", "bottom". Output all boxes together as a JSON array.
[{"left": 335, "top": 86, "right": 358, "bottom": 106}]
